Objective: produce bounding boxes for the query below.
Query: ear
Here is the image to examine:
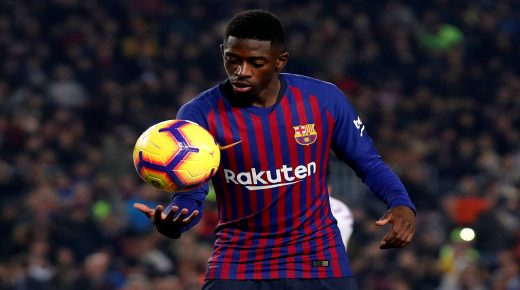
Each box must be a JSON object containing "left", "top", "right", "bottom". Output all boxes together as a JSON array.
[
  {"left": 275, "top": 52, "right": 289, "bottom": 71},
  {"left": 220, "top": 44, "right": 225, "bottom": 56}
]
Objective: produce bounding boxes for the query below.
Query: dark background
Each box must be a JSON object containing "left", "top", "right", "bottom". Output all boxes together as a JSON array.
[{"left": 0, "top": 0, "right": 519, "bottom": 289}]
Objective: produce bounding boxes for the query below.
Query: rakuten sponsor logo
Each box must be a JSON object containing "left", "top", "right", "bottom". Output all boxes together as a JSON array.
[{"left": 223, "top": 162, "right": 317, "bottom": 190}]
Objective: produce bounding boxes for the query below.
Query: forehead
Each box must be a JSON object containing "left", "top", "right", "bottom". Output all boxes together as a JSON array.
[{"left": 223, "top": 36, "right": 274, "bottom": 57}]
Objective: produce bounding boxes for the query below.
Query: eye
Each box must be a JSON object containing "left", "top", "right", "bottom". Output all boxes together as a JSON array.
[
  {"left": 225, "top": 55, "right": 239, "bottom": 64},
  {"left": 251, "top": 61, "right": 265, "bottom": 68}
]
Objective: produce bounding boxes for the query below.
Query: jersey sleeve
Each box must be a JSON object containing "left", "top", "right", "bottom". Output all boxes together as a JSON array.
[
  {"left": 325, "top": 84, "right": 416, "bottom": 213},
  {"left": 176, "top": 99, "right": 210, "bottom": 127},
  {"left": 161, "top": 100, "right": 210, "bottom": 237}
]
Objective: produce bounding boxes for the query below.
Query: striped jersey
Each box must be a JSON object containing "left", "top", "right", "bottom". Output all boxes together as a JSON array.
[{"left": 174, "top": 73, "right": 415, "bottom": 280}]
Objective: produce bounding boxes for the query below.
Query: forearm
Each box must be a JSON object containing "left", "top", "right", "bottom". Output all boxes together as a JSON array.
[
  {"left": 164, "top": 190, "right": 206, "bottom": 236},
  {"left": 350, "top": 150, "right": 416, "bottom": 213}
]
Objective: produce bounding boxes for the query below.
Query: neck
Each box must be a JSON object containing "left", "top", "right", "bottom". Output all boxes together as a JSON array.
[{"left": 252, "top": 77, "right": 280, "bottom": 108}]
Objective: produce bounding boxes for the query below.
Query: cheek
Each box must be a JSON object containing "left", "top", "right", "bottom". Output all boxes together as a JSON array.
[
  {"left": 257, "top": 69, "right": 276, "bottom": 83},
  {"left": 223, "top": 63, "right": 232, "bottom": 75}
]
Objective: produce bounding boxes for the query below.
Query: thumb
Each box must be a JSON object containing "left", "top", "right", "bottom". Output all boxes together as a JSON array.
[
  {"left": 375, "top": 211, "right": 392, "bottom": 226},
  {"left": 133, "top": 203, "right": 154, "bottom": 218}
]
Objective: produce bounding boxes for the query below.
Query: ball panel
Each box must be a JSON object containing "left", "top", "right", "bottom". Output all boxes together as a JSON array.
[
  {"left": 139, "top": 167, "right": 176, "bottom": 192},
  {"left": 133, "top": 119, "right": 220, "bottom": 192},
  {"left": 133, "top": 121, "right": 182, "bottom": 167}
]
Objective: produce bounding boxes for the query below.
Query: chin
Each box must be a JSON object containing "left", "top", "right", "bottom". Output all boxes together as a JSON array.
[{"left": 233, "top": 88, "right": 256, "bottom": 96}]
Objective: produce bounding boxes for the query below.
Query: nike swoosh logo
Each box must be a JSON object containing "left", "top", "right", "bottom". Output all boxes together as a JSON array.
[{"left": 218, "top": 140, "right": 242, "bottom": 150}]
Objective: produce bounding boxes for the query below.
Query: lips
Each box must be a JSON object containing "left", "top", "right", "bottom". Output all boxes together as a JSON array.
[{"left": 232, "top": 81, "right": 253, "bottom": 93}]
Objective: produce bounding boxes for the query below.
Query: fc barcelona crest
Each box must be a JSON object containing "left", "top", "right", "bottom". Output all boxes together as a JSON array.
[{"left": 293, "top": 124, "right": 317, "bottom": 145}]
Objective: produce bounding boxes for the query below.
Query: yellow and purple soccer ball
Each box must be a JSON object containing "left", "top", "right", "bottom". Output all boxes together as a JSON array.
[{"left": 133, "top": 120, "right": 220, "bottom": 192}]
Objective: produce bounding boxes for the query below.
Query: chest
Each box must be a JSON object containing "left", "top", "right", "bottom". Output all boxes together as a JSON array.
[{"left": 209, "top": 98, "right": 332, "bottom": 170}]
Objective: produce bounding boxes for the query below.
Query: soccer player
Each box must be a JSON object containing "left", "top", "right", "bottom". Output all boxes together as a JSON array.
[{"left": 134, "top": 9, "right": 416, "bottom": 290}]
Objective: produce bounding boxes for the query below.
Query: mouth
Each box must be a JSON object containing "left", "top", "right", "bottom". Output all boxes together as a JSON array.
[{"left": 231, "top": 81, "right": 253, "bottom": 93}]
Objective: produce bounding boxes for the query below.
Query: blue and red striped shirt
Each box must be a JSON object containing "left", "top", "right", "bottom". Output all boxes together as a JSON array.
[{"left": 171, "top": 73, "right": 415, "bottom": 280}]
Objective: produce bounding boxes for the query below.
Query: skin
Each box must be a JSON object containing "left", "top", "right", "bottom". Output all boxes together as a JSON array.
[
  {"left": 134, "top": 36, "right": 416, "bottom": 249},
  {"left": 375, "top": 205, "right": 416, "bottom": 249},
  {"left": 132, "top": 204, "right": 199, "bottom": 239},
  {"left": 221, "top": 36, "right": 289, "bottom": 107}
]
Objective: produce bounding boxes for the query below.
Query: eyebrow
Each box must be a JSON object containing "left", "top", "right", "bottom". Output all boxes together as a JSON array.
[{"left": 224, "top": 52, "right": 269, "bottom": 61}]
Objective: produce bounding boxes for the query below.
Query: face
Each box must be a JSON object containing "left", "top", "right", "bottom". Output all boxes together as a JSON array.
[{"left": 221, "top": 36, "right": 288, "bottom": 98}]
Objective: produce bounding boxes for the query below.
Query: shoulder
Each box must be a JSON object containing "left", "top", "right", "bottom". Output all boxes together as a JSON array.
[
  {"left": 178, "top": 85, "right": 221, "bottom": 115},
  {"left": 282, "top": 73, "right": 347, "bottom": 104},
  {"left": 282, "top": 74, "right": 356, "bottom": 119},
  {"left": 282, "top": 73, "right": 339, "bottom": 92},
  {"left": 179, "top": 85, "right": 219, "bottom": 111},
  {"left": 177, "top": 84, "right": 222, "bottom": 126}
]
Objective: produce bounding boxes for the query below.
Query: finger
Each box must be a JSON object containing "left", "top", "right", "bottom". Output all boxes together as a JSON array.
[
  {"left": 375, "top": 212, "right": 392, "bottom": 226},
  {"left": 165, "top": 206, "right": 179, "bottom": 222},
  {"left": 382, "top": 221, "right": 414, "bottom": 248},
  {"left": 404, "top": 231, "right": 415, "bottom": 245},
  {"left": 380, "top": 235, "right": 394, "bottom": 249},
  {"left": 380, "top": 226, "right": 400, "bottom": 249},
  {"left": 390, "top": 232, "right": 408, "bottom": 248},
  {"left": 396, "top": 233, "right": 412, "bottom": 248},
  {"left": 398, "top": 224, "right": 416, "bottom": 247},
  {"left": 182, "top": 210, "right": 200, "bottom": 223},
  {"left": 153, "top": 205, "right": 164, "bottom": 224},
  {"left": 375, "top": 217, "right": 391, "bottom": 226},
  {"left": 394, "top": 217, "right": 415, "bottom": 242},
  {"left": 133, "top": 203, "right": 154, "bottom": 218},
  {"left": 173, "top": 208, "right": 189, "bottom": 222}
]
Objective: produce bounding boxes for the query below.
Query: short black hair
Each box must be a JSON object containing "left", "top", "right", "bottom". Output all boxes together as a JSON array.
[{"left": 224, "top": 10, "right": 285, "bottom": 48}]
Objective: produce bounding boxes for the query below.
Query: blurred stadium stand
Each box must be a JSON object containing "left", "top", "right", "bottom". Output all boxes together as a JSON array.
[{"left": 0, "top": 1, "right": 519, "bottom": 289}]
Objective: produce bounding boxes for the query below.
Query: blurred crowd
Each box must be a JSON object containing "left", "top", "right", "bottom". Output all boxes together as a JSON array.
[{"left": 0, "top": 0, "right": 519, "bottom": 289}]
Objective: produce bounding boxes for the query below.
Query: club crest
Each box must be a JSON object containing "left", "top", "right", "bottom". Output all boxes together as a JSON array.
[{"left": 293, "top": 124, "right": 317, "bottom": 145}]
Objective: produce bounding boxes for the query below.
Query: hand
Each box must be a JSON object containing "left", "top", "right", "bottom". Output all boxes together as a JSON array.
[
  {"left": 375, "top": 205, "right": 415, "bottom": 249},
  {"left": 133, "top": 203, "right": 200, "bottom": 239}
]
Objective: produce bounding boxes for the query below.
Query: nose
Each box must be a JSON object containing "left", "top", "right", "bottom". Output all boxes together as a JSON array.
[{"left": 235, "top": 62, "right": 251, "bottom": 77}]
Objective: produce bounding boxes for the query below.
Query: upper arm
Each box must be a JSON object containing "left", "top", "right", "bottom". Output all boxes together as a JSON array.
[{"left": 324, "top": 85, "right": 376, "bottom": 165}]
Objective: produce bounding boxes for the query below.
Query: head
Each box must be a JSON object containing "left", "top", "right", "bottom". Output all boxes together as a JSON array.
[{"left": 221, "top": 10, "right": 289, "bottom": 99}]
